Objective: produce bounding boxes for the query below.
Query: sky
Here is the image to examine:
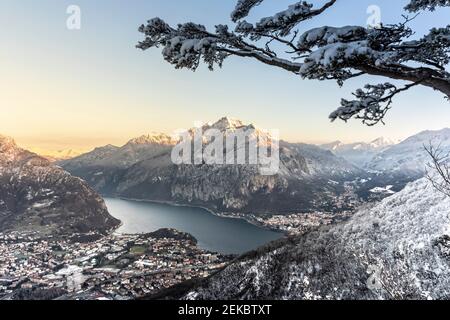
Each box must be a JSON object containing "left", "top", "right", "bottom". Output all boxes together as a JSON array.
[{"left": 0, "top": 0, "right": 449, "bottom": 151}]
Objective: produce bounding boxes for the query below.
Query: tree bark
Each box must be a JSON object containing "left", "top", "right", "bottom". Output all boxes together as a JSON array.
[{"left": 357, "top": 64, "right": 450, "bottom": 97}]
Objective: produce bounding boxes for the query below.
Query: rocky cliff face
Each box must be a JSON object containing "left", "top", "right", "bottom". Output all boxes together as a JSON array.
[
  {"left": 0, "top": 135, "right": 120, "bottom": 236},
  {"left": 176, "top": 178, "right": 450, "bottom": 300},
  {"left": 61, "top": 118, "right": 363, "bottom": 214}
]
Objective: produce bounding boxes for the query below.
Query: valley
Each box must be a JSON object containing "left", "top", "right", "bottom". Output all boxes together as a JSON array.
[
  {"left": 2, "top": 122, "right": 450, "bottom": 301},
  {"left": 3, "top": 0, "right": 450, "bottom": 304}
]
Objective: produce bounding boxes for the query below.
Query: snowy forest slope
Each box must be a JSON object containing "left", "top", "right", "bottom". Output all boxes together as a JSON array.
[{"left": 181, "top": 178, "right": 450, "bottom": 300}]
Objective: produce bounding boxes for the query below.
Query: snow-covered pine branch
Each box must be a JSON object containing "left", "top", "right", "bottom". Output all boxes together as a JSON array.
[
  {"left": 329, "top": 82, "right": 421, "bottom": 126},
  {"left": 405, "top": 0, "right": 450, "bottom": 12},
  {"left": 138, "top": 0, "right": 450, "bottom": 125},
  {"left": 231, "top": 0, "right": 264, "bottom": 22},
  {"left": 236, "top": 0, "right": 337, "bottom": 37}
]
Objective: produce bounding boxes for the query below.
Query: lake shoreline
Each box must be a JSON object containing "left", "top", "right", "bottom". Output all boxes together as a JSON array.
[
  {"left": 109, "top": 195, "right": 286, "bottom": 235},
  {"left": 104, "top": 196, "right": 284, "bottom": 255}
]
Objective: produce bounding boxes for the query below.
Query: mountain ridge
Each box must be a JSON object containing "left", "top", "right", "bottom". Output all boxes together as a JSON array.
[
  {"left": 61, "top": 117, "right": 363, "bottom": 215},
  {"left": 0, "top": 135, "right": 120, "bottom": 236},
  {"left": 126, "top": 133, "right": 178, "bottom": 146}
]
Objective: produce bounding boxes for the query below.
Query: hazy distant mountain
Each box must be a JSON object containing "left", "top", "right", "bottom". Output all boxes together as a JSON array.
[
  {"left": 0, "top": 135, "right": 120, "bottom": 236},
  {"left": 321, "top": 137, "right": 395, "bottom": 168},
  {"left": 61, "top": 117, "right": 362, "bottom": 215},
  {"left": 367, "top": 128, "right": 450, "bottom": 175},
  {"left": 160, "top": 178, "right": 450, "bottom": 300},
  {"left": 61, "top": 144, "right": 121, "bottom": 168},
  {"left": 30, "top": 148, "right": 88, "bottom": 162}
]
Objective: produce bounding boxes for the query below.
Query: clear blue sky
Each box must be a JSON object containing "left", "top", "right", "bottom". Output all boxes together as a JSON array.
[{"left": 1, "top": 0, "right": 449, "bottom": 150}]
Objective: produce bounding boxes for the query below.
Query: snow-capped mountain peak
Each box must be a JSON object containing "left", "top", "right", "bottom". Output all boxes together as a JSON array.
[
  {"left": 208, "top": 117, "right": 246, "bottom": 132},
  {"left": 0, "top": 134, "right": 17, "bottom": 152},
  {"left": 369, "top": 137, "right": 395, "bottom": 148},
  {"left": 321, "top": 141, "right": 344, "bottom": 151},
  {"left": 196, "top": 117, "right": 279, "bottom": 149},
  {"left": 0, "top": 135, "right": 22, "bottom": 164},
  {"left": 126, "top": 133, "right": 178, "bottom": 146},
  {"left": 320, "top": 137, "right": 396, "bottom": 167}
]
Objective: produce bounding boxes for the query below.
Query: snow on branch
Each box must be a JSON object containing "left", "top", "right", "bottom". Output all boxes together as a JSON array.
[
  {"left": 231, "top": 0, "right": 264, "bottom": 22},
  {"left": 297, "top": 26, "right": 368, "bottom": 52},
  {"left": 137, "top": 18, "right": 302, "bottom": 73},
  {"left": 329, "top": 82, "right": 420, "bottom": 126},
  {"left": 137, "top": 19, "right": 229, "bottom": 71},
  {"left": 138, "top": 1, "right": 450, "bottom": 126},
  {"left": 295, "top": 24, "right": 414, "bottom": 83},
  {"left": 239, "top": 0, "right": 337, "bottom": 37},
  {"left": 406, "top": 0, "right": 450, "bottom": 12},
  {"left": 397, "top": 26, "right": 450, "bottom": 69}
]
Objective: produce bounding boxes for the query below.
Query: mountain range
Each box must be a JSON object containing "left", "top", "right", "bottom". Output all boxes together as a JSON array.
[
  {"left": 3, "top": 120, "right": 450, "bottom": 300},
  {"left": 321, "top": 137, "right": 395, "bottom": 168},
  {"left": 60, "top": 119, "right": 450, "bottom": 216},
  {"left": 27, "top": 148, "right": 89, "bottom": 162},
  {"left": 367, "top": 128, "right": 450, "bottom": 174},
  {"left": 0, "top": 135, "right": 120, "bottom": 236},
  {"left": 321, "top": 129, "right": 450, "bottom": 176},
  {"left": 60, "top": 117, "right": 363, "bottom": 215}
]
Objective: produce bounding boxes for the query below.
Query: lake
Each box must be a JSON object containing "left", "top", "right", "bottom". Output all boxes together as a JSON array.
[{"left": 104, "top": 198, "right": 283, "bottom": 255}]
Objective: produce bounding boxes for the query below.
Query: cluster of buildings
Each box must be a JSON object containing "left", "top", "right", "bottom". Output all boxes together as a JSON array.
[
  {"left": 253, "top": 211, "right": 353, "bottom": 235},
  {"left": 0, "top": 230, "right": 230, "bottom": 300}
]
